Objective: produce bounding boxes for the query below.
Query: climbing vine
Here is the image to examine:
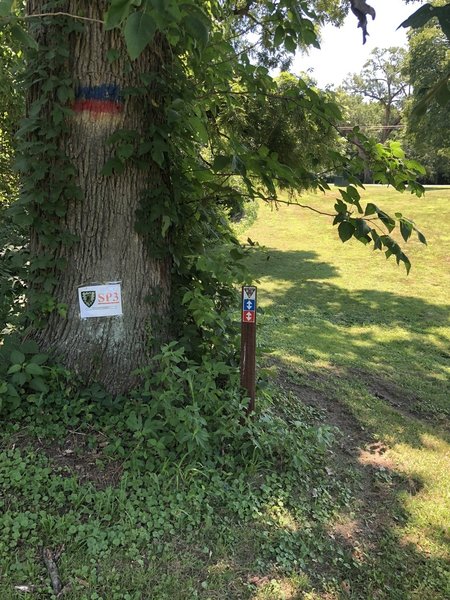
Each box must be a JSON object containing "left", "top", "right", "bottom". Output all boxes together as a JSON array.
[
  {"left": 6, "top": 4, "right": 81, "bottom": 326},
  {"left": 0, "top": 0, "right": 428, "bottom": 369}
]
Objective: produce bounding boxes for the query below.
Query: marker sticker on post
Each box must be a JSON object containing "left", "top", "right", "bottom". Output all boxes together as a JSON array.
[
  {"left": 78, "top": 283, "right": 123, "bottom": 319},
  {"left": 242, "top": 286, "right": 257, "bottom": 323}
]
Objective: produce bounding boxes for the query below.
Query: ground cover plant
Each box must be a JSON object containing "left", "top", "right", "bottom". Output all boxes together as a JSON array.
[
  {"left": 1, "top": 1, "right": 449, "bottom": 598},
  {"left": 1, "top": 185, "right": 449, "bottom": 599}
]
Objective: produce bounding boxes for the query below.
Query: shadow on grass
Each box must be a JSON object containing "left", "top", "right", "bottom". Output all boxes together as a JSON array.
[
  {"left": 243, "top": 247, "right": 450, "bottom": 597},
  {"left": 1, "top": 249, "right": 448, "bottom": 599},
  {"left": 250, "top": 247, "right": 450, "bottom": 427},
  {"left": 273, "top": 367, "right": 450, "bottom": 600}
]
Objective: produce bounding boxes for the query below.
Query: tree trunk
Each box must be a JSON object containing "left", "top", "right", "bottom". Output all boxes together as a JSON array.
[
  {"left": 27, "top": 1, "right": 171, "bottom": 393},
  {"left": 381, "top": 103, "right": 391, "bottom": 143}
]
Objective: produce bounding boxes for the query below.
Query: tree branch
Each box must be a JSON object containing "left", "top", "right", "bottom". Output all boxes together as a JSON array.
[
  {"left": 24, "top": 12, "right": 104, "bottom": 25},
  {"left": 281, "top": 199, "right": 335, "bottom": 217},
  {"left": 246, "top": 195, "right": 335, "bottom": 217}
]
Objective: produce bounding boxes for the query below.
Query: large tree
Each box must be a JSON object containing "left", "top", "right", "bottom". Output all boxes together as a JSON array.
[
  {"left": 19, "top": 1, "right": 172, "bottom": 392},
  {"left": 1, "top": 0, "right": 425, "bottom": 393},
  {"left": 344, "top": 47, "right": 410, "bottom": 143},
  {"left": 404, "top": 14, "right": 450, "bottom": 182}
]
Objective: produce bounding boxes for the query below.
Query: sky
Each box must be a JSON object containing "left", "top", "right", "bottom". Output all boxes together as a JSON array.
[{"left": 292, "top": 0, "right": 425, "bottom": 88}]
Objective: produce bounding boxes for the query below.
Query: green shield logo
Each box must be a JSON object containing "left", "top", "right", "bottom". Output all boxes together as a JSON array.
[{"left": 81, "top": 290, "right": 96, "bottom": 308}]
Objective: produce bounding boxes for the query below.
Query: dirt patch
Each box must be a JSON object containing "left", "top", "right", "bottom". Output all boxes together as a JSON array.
[
  {"left": 275, "top": 367, "right": 372, "bottom": 454},
  {"left": 7, "top": 431, "right": 123, "bottom": 489},
  {"left": 43, "top": 433, "right": 123, "bottom": 488},
  {"left": 356, "top": 370, "right": 419, "bottom": 413},
  {"left": 274, "top": 365, "right": 421, "bottom": 548}
]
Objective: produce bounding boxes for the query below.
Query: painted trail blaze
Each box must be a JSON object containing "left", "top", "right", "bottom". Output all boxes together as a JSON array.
[{"left": 73, "top": 84, "right": 124, "bottom": 119}]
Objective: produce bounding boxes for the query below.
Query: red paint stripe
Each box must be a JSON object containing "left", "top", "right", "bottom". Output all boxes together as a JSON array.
[{"left": 73, "top": 99, "right": 123, "bottom": 115}]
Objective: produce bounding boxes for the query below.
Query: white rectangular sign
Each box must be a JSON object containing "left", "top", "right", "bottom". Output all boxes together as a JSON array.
[{"left": 78, "top": 283, "right": 123, "bottom": 319}]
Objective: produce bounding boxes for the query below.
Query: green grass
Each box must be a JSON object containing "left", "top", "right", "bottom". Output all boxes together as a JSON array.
[
  {"left": 242, "top": 184, "right": 450, "bottom": 597},
  {"left": 0, "top": 185, "right": 449, "bottom": 599},
  {"left": 247, "top": 185, "right": 449, "bottom": 420}
]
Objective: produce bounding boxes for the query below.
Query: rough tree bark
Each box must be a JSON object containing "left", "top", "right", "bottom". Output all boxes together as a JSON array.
[{"left": 27, "top": 1, "right": 172, "bottom": 393}]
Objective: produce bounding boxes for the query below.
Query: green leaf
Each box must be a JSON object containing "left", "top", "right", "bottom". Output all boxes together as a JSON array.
[
  {"left": 212, "top": 155, "right": 232, "bottom": 171},
  {"left": 355, "top": 218, "right": 371, "bottom": 239},
  {"left": 188, "top": 115, "right": 208, "bottom": 143},
  {"left": 398, "top": 5, "right": 435, "bottom": 31},
  {"left": 365, "top": 203, "right": 377, "bottom": 216},
  {"left": 10, "top": 350, "right": 25, "bottom": 365},
  {"left": 104, "top": 0, "right": 134, "bottom": 30},
  {"left": 183, "top": 14, "right": 209, "bottom": 48},
  {"left": 102, "top": 157, "right": 125, "bottom": 176},
  {"left": 11, "top": 23, "right": 38, "bottom": 50},
  {"left": 389, "top": 141, "right": 405, "bottom": 159},
  {"left": 400, "top": 255, "right": 411, "bottom": 274},
  {"left": 417, "top": 230, "right": 427, "bottom": 245},
  {"left": 124, "top": 11, "right": 157, "bottom": 60},
  {"left": 274, "top": 25, "right": 284, "bottom": 47},
  {"left": 12, "top": 372, "right": 27, "bottom": 386},
  {"left": 284, "top": 35, "right": 296, "bottom": 53},
  {"left": 400, "top": 220, "right": 412, "bottom": 242},
  {"left": 371, "top": 230, "right": 382, "bottom": 251},
  {"left": 117, "top": 143, "right": 134, "bottom": 160},
  {"left": 7, "top": 364, "right": 22, "bottom": 374},
  {"left": 7, "top": 383, "right": 19, "bottom": 398},
  {"left": 346, "top": 186, "right": 361, "bottom": 203},
  {"left": 126, "top": 410, "right": 142, "bottom": 431},
  {"left": 25, "top": 363, "right": 45, "bottom": 376},
  {"left": 30, "top": 353, "right": 48, "bottom": 365},
  {"left": 334, "top": 199, "right": 347, "bottom": 214},
  {"left": 0, "top": 0, "right": 14, "bottom": 17},
  {"left": 21, "top": 339, "right": 39, "bottom": 354},
  {"left": 338, "top": 221, "right": 354, "bottom": 243},
  {"left": 29, "top": 377, "right": 49, "bottom": 393},
  {"left": 57, "top": 86, "right": 71, "bottom": 104},
  {"left": 405, "top": 159, "right": 426, "bottom": 175},
  {"left": 377, "top": 210, "right": 396, "bottom": 233}
]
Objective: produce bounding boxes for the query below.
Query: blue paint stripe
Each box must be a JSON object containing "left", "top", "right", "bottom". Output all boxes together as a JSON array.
[{"left": 75, "top": 84, "right": 123, "bottom": 102}]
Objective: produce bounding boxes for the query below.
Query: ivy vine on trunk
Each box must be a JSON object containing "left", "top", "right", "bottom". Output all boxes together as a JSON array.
[
  {"left": 23, "top": 1, "right": 172, "bottom": 393},
  {"left": 1, "top": 0, "right": 429, "bottom": 394}
]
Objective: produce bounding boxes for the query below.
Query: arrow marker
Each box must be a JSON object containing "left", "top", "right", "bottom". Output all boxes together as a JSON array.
[{"left": 246, "top": 311, "right": 253, "bottom": 321}]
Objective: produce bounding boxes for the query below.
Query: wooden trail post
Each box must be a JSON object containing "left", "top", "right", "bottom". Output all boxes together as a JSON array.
[{"left": 240, "top": 286, "right": 257, "bottom": 414}]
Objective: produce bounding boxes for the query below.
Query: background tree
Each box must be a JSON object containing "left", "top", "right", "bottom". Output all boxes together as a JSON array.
[
  {"left": 223, "top": 72, "right": 339, "bottom": 179},
  {"left": 403, "top": 8, "right": 450, "bottom": 183},
  {"left": 344, "top": 47, "right": 409, "bottom": 142},
  {"left": 335, "top": 88, "right": 385, "bottom": 139},
  {"left": 0, "top": 27, "right": 22, "bottom": 207}
]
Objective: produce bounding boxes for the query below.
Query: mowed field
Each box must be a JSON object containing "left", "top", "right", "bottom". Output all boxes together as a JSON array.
[
  {"left": 0, "top": 186, "right": 448, "bottom": 600},
  {"left": 243, "top": 185, "right": 450, "bottom": 597}
]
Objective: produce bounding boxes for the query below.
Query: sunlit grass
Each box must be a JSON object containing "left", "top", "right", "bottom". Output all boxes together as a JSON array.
[{"left": 242, "top": 185, "right": 450, "bottom": 594}]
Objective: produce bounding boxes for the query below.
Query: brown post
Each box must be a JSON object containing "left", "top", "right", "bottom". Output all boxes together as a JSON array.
[{"left": 240, "top": 286, "right": 257, "bottom": 414}]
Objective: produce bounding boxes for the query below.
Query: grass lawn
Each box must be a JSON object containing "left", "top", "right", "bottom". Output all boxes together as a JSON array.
[
  {"left": 0, "top": 185, "right": 449, "bottom": 599},
  {"left": 243, "top": 184, "right": 450, "bottom": 597}
]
